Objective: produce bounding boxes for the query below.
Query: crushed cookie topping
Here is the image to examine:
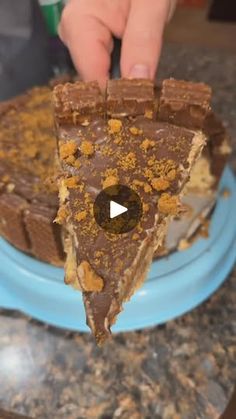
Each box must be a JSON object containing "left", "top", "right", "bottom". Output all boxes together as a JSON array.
[
  {"left": 119, "top": 152, "right": 136, "bottom": 170},
  {"left": 64, "top": 155, "right": 76, "bottom": 165},
  {"left": 140, "top": 138, "right": 155, "bottom": 152},
  {"left": 108, "top": 119, "right": 122, "bottom": 134},
  {"left": 158, "top": 193, "right": 179, "bottom": 215},
  {"left": 59, "top": 140, "right": 77, "bottom": 159},
  {"left": 64, "top": 176, "right": 80, "bottom": 188},
  {"left": 144, "top": 110, "right": 153, "bottom": 119},
  {"left": 75, "top": 210, "right": 87, "bottom": 222},
  {"left": 80, "top": 140, "right": 94, "bottom": 156},
  {"left": 151, "top": 177, "right": 170, "bottom": 191},
  {"left": 129, "top": 126, "right": 143, "bottom": 135},
  {"left": 102, "top": 175, "right": 119, "bottom": 189}
]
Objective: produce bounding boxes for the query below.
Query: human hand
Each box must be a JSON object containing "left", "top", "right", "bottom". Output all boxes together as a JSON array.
[{"left": 59, "top": 0, "right": 177, "bottom": 87}]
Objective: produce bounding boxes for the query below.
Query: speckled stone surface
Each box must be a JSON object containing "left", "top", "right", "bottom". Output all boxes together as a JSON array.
[{"left": 0, "top": 43, "right": 235, "bottom": 419}]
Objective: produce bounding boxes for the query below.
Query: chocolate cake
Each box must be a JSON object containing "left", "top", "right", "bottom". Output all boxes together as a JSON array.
[{"left": 53, "top": 78, "right": 215, "bottom": 344}]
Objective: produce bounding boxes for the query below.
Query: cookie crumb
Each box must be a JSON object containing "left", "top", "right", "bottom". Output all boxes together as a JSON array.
[
  {"left": 103, "top": 175, "right": 118, "bottom": 189},
  {"left": 64, "top": 176, "right": 79, "bottom": 188},
  {"left": 144, "top": 110, "right": 153, "bottom": 119},
  {"left": 178, "top": 239, "right": 190, "bottom": 251},
  {"left": 140, "top": 139, "right": 155, "bottom": 152},
  {"left": 119, "top": 152, "right": 136, "bottom": 170},
  {"left": 158, "top": 193, "right": 179, "bottom": 215},
  {"left": 73, "top": 159, "right": 81, "bottom": 169},
  {"left": 59, "top": 141, "right": 77, "bottom": 159},
  {"left": 221, "top": 188, "right": 231, "bottom": 199},
  {"left": 75, "top": 210, "right": 87, "bottom": 222},
  {"left": 108, "top": 119, "right": 122, "bottom": 133},
  {"left": 129, "top": 126, "right": 143, "bottom": 135},
  {"left": 144, "top": 183, "right": 152, "bottom": 193},
  {"left": 166, "top": 169, "right": 177, "bottom": 181},
  {"left": 151, "top": 177, "right": 170, "bottom": 191},
  {"left": 80, "top": 140, "right": 94, "bottom": 156}
]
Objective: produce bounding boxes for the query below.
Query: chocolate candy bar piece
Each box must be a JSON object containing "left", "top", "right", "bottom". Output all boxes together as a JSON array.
[
  {"left": 54, "top": 78, "right": 207, "bottom": 344},
  {"left": 204, "top": 111, "right": 231, "bottom": 182},
  {"left": 0, "top": 193, "right": 30, "bottom": 252},
  {"left": 53, "top": 81, "right": 105, "bottom": 124},
  {"left": 158, "top": 78, "right": 212, "bottom": 129},
  {"left": 24, "top": 204, "right": 64, "bottom": 266},
  {"left": 107, "top": 78, "right": 156, "bottom": 117}
]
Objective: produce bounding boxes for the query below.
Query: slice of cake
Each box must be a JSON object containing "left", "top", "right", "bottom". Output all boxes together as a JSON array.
[{"left": 53, "top": 78, "right": 210, "bottom": 344}]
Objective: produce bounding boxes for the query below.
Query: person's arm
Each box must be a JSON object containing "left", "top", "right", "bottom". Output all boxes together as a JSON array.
[{"left": 59, "top": 0, "right": 177, "bottom": 87}]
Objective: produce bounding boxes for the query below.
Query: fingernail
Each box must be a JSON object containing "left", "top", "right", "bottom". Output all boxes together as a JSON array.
[{"left": 128, "top": 64, "right": 150, "bottom": 79}]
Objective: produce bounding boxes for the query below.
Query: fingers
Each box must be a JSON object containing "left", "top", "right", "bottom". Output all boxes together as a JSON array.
[
  {"left": 62, "top": 15, "right": 112, "bottom": 88},
  {"left": 121, "top": 0, "right": 173, "bottom": 79},
  {"left": 59, "top": 0, "right": 130, "bottom": 87}
]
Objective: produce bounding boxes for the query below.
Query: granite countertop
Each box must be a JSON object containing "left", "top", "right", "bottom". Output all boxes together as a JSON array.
[{"left": 0, "top": 43, "right": 235, "bottom": 419}]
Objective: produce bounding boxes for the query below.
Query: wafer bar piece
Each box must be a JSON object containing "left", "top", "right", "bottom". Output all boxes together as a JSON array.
[
  {"left": 158, "top": 78, "right": 212, "bottom": 129},
  {"left": 53, "top": 81, "right": 105, "bottom": 125},
  {"left": 107, "top": 78, "right": 156, "bottom": 118},
  {"left": 24, "top": 204, "right": 64, "bottom": 265},
  {"left": 0, "top": 193, "right": 30, "bottom": 252},
  {"left": 53, "top": 79, "right": 207, "bottom": 344}
]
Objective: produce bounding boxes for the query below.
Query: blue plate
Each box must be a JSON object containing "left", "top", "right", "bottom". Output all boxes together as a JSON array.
[{"left": 0, "top": 166, "right": 235, "bottom": 333}]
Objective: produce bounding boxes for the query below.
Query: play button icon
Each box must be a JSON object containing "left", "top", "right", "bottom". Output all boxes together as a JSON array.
[
  {"left": 110, "top": 201, "right": 128, "bottom": 219},
  {"left": 94, "top": 184, "right": 142, "bottom": 234}
]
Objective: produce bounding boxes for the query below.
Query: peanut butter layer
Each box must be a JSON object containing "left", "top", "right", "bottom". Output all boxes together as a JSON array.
[{"left": 54, "top": 79, "right": 209, "bottom": 344}]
